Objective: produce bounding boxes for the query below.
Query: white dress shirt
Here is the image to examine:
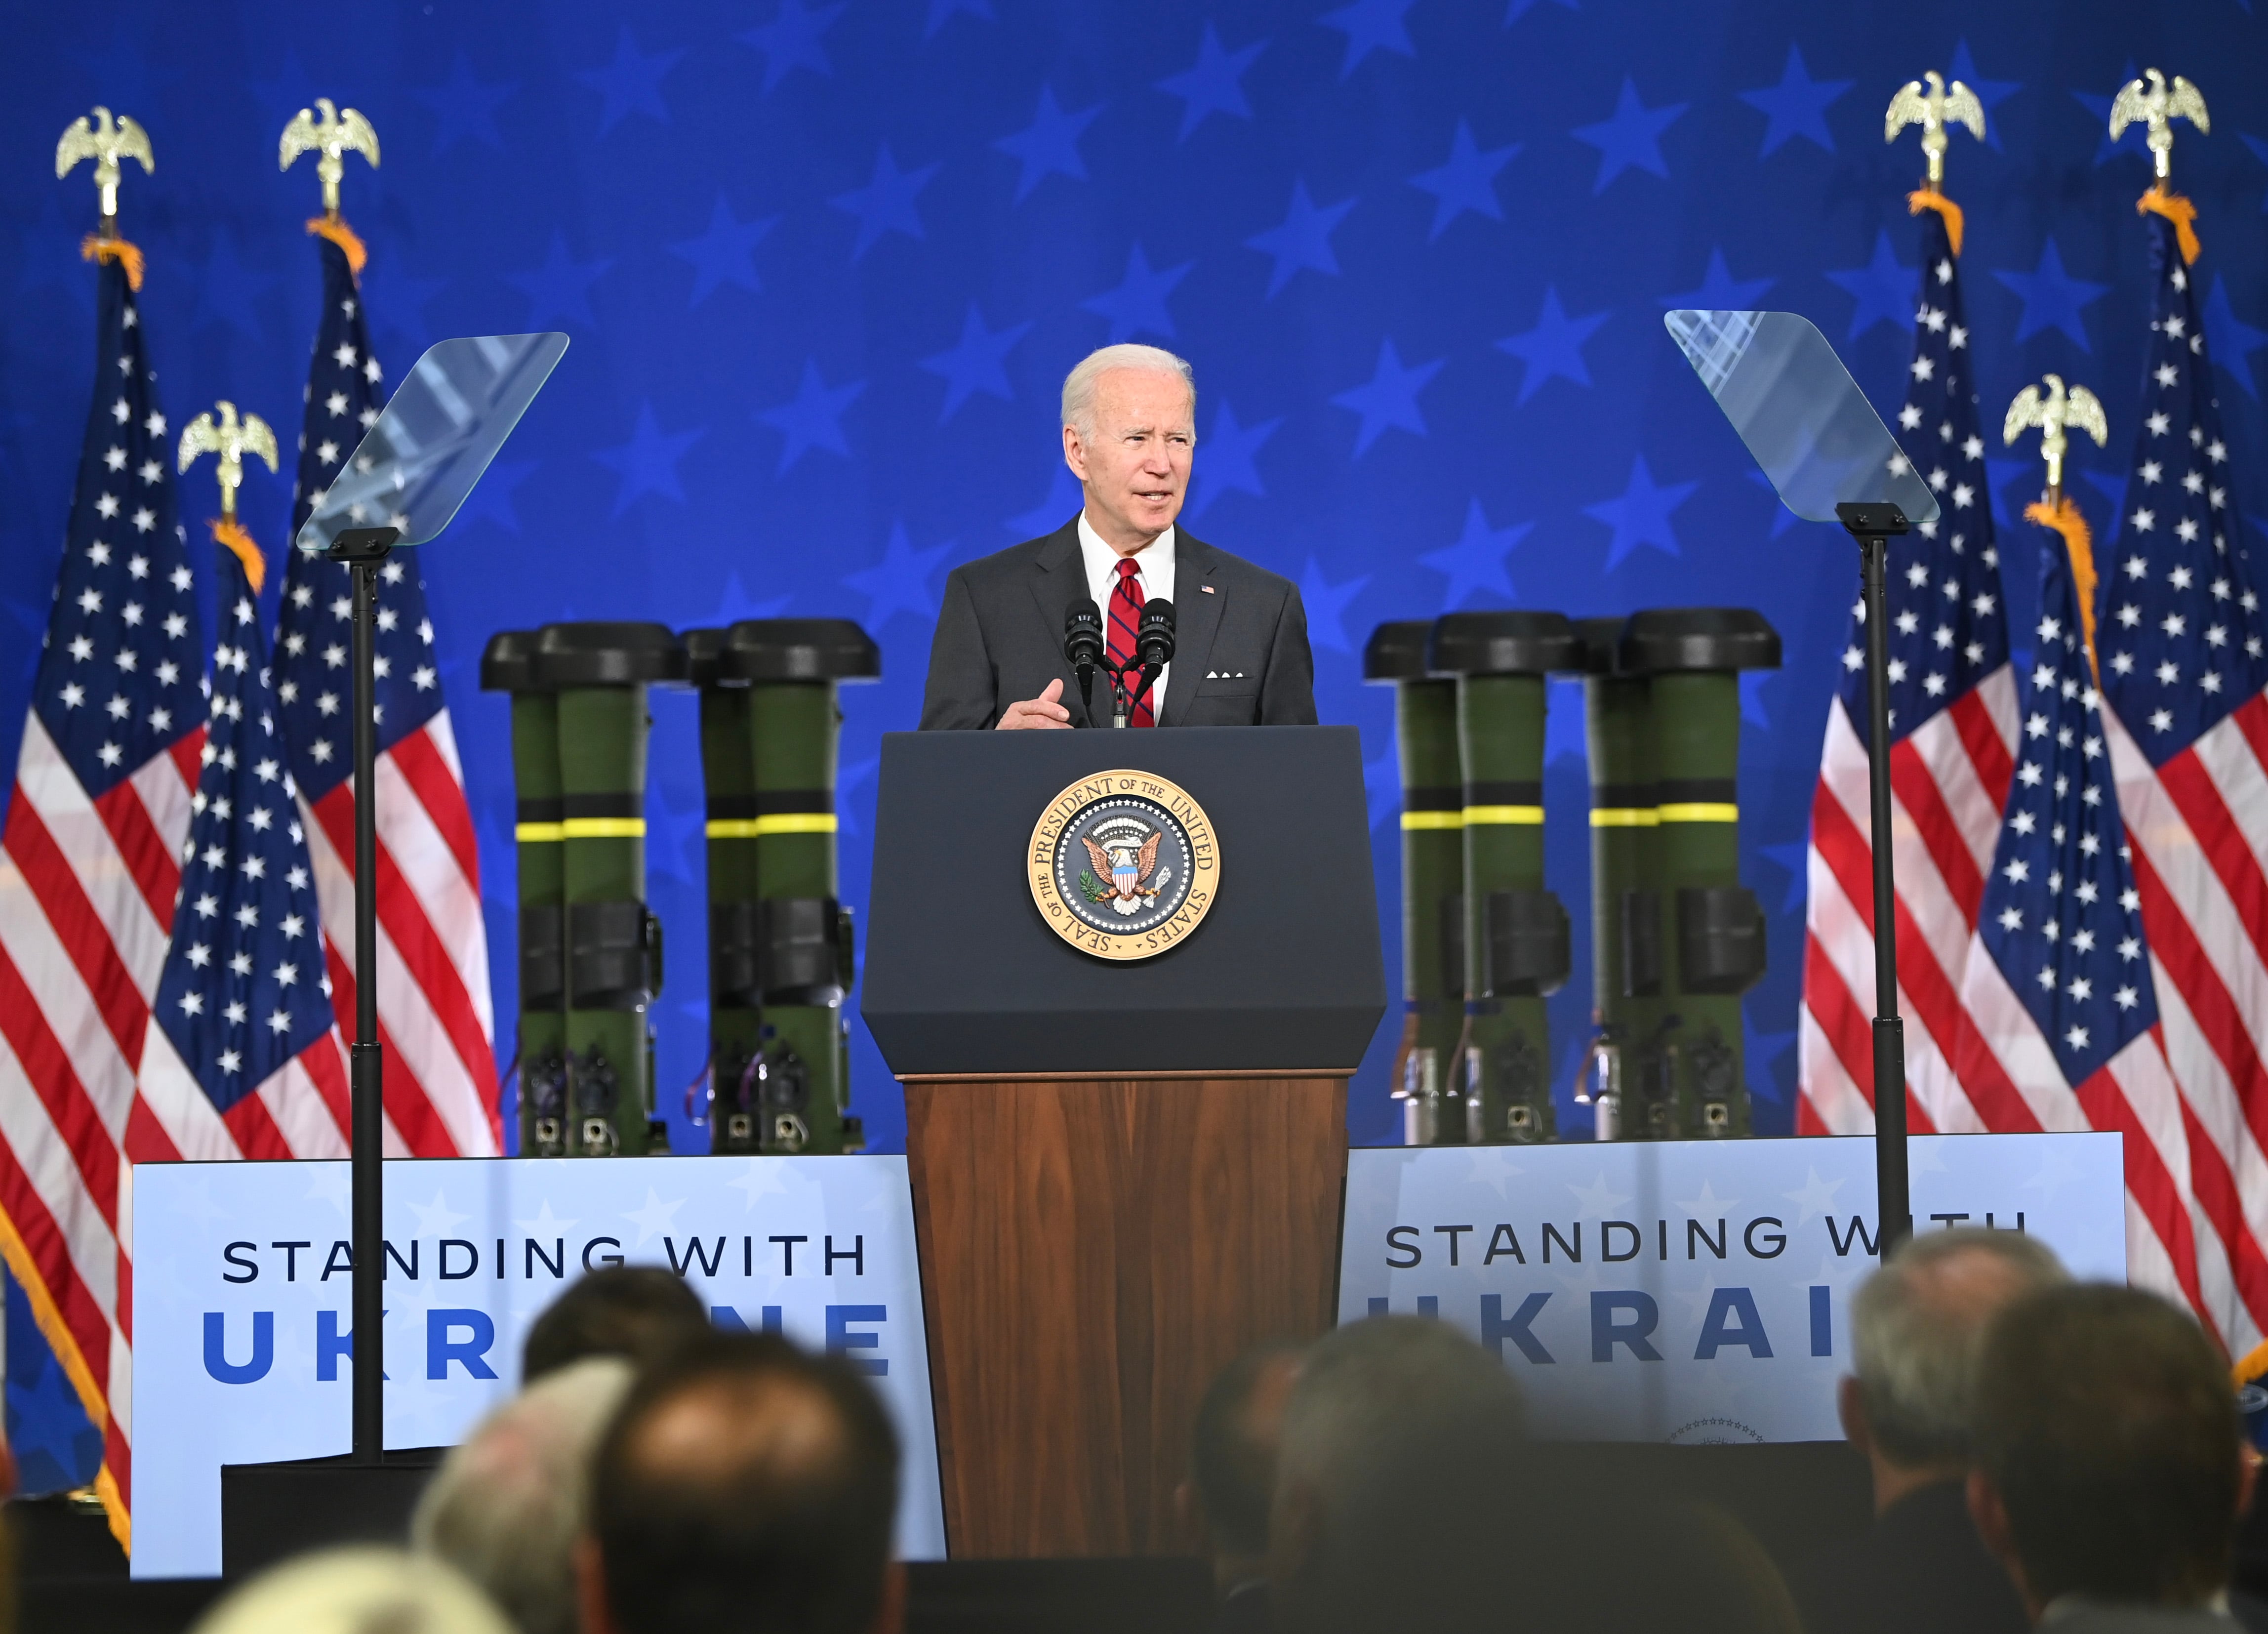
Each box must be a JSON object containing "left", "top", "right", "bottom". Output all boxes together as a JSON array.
[{"left": 1077, "top": 510, "right": 1174, "bottom": 715}]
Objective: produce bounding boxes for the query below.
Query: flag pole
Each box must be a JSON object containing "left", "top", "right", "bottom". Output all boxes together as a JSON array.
[
  {"left": 329, "top": 523, "right": 399, "bottom": 1466},
  {"left": 1837, "top": 502, "right": 1912, "bottom": 1258}
]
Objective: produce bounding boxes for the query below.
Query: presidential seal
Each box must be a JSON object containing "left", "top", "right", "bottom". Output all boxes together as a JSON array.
[{"left": 1027, "top": 770, "right": 1219, "bottom": 960}]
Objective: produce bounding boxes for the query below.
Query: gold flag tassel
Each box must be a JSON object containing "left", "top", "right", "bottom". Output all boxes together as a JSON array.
[
  {"left": 2025, "top": 495, "right": 2100, "bottom": 680},
  {"left": 209, "top": 517, "right": 266, "bottom": 596},
  {"left": 1906, "top": 187, "right": 1964, "bottom": 258},
  {"left": 305, "top": 214, "right": 368, "bottom": 278},
  {"left": 2137, "top": 183, "right": 2202, "bottom": 267},
  {"left": 78, "top": 233, "right": 146, "bottom": 291}
]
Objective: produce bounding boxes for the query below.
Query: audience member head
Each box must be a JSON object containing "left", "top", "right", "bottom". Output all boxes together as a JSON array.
[
  {"left": 190, "top": 1547, "right": 513, "bottom": 1634},
  {"left": 1181, "top": 1340, "right": 1303, "bottom": 1590},
  {"left": 1316, "top": 1424, "right": 1801, "bottom": 1634},
  {"left": 411, "top": 1356, "right": 632, "bottom": 1634},
  {"left": 1269, "top": 1318, "right": 1521, "bottom": 1630},
  {"left": 1969, "top": 1282, "right": 2251, "bottom": 1615},
  {"left": 521, "top": 1265, "right": 709, "bottom": 1382},
  {"left": 582, "top": 1330, "right": 902, "bottom": 1634},
  {"left": 1843, "top": 1226, "right": 2066, "bottom": 1511}
]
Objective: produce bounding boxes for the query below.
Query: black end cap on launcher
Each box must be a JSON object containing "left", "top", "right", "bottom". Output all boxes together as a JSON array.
[
  {"left": 530, "top": 622, "right": 691, "bottom": 687},
  {"left": 479, "top": 630, "right": 546, "bottom": 693},
  {"left": 1428, "top": 610, "right": 1583, "bottom": 677},
  {"left": 1361, "top": 620, "right": 1440, "bottom": 682},
  {"left": 721, "top": 618, "right": 883, "bottom": 684},
  {"left": 1618, "top": 609, "right": 1782, "bottom": 674},
  {"left": 681, "top": 627, "right": 735, "bottom": 690}
]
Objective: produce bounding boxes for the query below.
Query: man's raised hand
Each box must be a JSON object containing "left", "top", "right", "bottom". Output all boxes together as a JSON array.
[{"left": 996, "top": 676, "right": 1072, "bottom": 730}]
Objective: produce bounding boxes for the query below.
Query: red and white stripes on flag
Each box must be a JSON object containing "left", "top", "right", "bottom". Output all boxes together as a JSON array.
[
  {"left": 297, "top": 719, "right": 501, "bottom": 1159},
  {"left": 1799, "top": 195, "right": 2019, "bottom": 1143},
  {"left": 0, "top": 245, "right": 198, "bottom": 1543},
  {"left": 274, "top": 228, "right": 501, "bottom": 1162},
  {"left": 0, "top": 719, "right": 202, "bottom": 1540},
  {"left": 1800, "top": 679, "right": 2015, "bottom": 1136}
]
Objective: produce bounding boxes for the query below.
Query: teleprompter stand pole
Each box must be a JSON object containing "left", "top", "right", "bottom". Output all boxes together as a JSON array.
[
  {"left": 326, "top": 525, "right": 401, "bottom": 1464},
  {"left": 1835, "top": 502, "right": 1911, "bottom": 1258}
]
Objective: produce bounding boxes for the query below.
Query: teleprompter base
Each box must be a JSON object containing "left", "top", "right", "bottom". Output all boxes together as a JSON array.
[
  {"left": 219, "top": 1448, "right": 447, "bottom": 1577},
  {"left": 904, "top": 1072, "right": 1347, "bottom": 1558}
]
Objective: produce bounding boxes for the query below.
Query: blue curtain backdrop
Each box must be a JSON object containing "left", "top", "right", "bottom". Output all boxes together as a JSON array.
[{"left": 1, "top": 4, "right": 2263, "bottom": 1208}]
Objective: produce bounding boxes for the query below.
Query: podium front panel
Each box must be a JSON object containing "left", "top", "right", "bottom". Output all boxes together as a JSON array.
[{"left": 861, "top": 726, "right": 1385, "bottom": 1076}]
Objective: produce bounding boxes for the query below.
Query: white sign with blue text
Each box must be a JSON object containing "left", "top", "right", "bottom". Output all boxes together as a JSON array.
[
  {"left": 1338, "top": 1134, "right": 2126, "bottom": 1443},
  {"left": 132, "top": 1155, "right": 944, "bottom": 1578}
]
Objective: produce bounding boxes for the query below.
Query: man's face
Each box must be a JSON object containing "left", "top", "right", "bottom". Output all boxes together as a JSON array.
[{"left": 1063, "top": 368, "right": 1195, "bottom": 549}]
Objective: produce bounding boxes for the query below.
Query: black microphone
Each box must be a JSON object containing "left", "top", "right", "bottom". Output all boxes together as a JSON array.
[
  {"left": 1135, "top": 598, "right": 1175, "bottom": 669},
  {"left": 1064, "top": 598, "right": 1106, "bottom": 718}
]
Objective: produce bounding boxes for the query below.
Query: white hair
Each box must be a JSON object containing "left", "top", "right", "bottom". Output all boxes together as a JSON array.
[
  {"left": 1060, "top": 343, "right": 1196, "bottom": 437},
  {"left": 190, "top": 1547, "right": 513, "bottom": 1634},
  {"left": 1851, "top": 1226, "right": 2067, "bottom": 1468},
  {"left": 410, "top": 1356, "right": 634, "bottom": 1634},
  {"left": 1274, "top": 1317, "right": 1519, "bottom": 1525}
]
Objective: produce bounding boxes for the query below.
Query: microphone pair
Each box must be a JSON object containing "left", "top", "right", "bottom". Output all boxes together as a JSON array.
[{"left": 1064, "top": 596, "right": 1175, "bottom": 723}]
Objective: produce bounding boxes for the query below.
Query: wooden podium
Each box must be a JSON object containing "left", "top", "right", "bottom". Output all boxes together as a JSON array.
[{"left": 863, "top": 729, "right": 1383, "bottom": 1557}]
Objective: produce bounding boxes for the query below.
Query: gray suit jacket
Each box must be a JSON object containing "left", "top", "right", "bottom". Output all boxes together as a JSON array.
[{"left": 918, "top": 518, "right": 1317, "bottom": 730}]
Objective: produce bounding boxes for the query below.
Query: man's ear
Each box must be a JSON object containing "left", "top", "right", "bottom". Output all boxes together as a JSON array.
[
  {"left": 870, "top": 1560, "right": 907, "bottom": 1634},
  {"left": 576, "top": 1534, "right": 617, "bottom": 1634},
  {"left": 1836, "top": 1375, "right": 1871, "bottom": 1457},
  {"left": 1062, "top": 424, "right": 1091, "bottom": 483}
]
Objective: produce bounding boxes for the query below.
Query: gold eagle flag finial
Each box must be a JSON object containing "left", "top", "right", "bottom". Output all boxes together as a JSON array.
[
  {"left": 179, "top": 402, "right": 280, "bottom": 521},
  {"left": 1885, "top": 70, "right": 1986, "bottom": 188},
  {"left": 280, "top": 98, "right": 380, "bottom": 219},
  {"left": 2003, "top": 374, "right": 2109, "bottom": 500},
  {"left": 56, "top": 106, "right": 155, "bottom": 237},
  {"left": 2109, "top": 68, "right": 2208, "bottom": 182},
  {"left": 2006, "top": 376, "right": 2112, "bottom": 675},
  {"left": 180, "top": 403, "right": 281, "bottom": 594}
]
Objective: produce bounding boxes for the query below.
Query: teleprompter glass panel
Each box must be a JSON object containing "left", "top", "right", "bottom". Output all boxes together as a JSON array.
[
  {"left": 1663, "top": 309, "right": 1940, "bottom": 528},
  {"left": 294, "top": 331, "right": 568, "bottom": 553}
]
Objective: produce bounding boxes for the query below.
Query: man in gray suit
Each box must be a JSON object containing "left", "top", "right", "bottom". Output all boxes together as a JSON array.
[{"left": 919, "top": 344, "right": 1316, "bottom": 731}]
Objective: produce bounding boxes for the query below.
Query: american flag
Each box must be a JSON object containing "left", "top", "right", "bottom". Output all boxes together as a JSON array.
[
  {"left": 0, "top": 249, "right": 200, "bottom": 1538},
  {"left": 1799, "top": 200, "right": 2017, "bottom": 1139},
  {"left": 2093, "top": 212, "right": 2268, "bottom": 1352},
  {"left": 133, "top": 554, "right": 353, "bottom": 1165},
  {"left": 274, "top": 232, "right": 500, "bottom": 1159},
  {"left": 1950, "top": 524, "right": 2207, "bottom": 1327}
]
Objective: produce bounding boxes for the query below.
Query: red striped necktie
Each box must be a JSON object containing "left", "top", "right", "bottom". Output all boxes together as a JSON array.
[{"left": 1106, "top": 555, "right": 1156, "bottom": 728}]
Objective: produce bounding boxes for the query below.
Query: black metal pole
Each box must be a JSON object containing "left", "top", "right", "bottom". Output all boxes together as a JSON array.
[
  {"left": 1841, "top": 505, "right": 1912, "bottom": 1259},
  {"left": 328, "top": 527, "right": 398, "bottom": 1465}
]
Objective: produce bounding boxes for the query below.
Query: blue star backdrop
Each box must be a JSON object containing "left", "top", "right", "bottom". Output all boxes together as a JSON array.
[{"left": 1, "top": 0, "right": 2266, "bottom": 1185}]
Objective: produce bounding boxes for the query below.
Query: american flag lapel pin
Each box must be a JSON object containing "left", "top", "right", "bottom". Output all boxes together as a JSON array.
[{"left": 1201, "top": 584, "right": 1214, "bottom": 593}]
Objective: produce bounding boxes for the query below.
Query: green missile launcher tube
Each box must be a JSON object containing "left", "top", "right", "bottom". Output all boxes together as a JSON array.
[
  {"left": 1573, "top": 617, "right": 1659, "bottom": 1142},
  {"left": 530, "top": 623, "right": 689, "bottom": 1157},
  {"left": 1618, "top": 610, "right": 1779, "bottom": 1139},
  {"left": 685, "top": 629, "right": 769, "bottom": 1155},
  {"left": 480, "top": 631, "right": 569, "bottom": 1157},
  {"left": 719, "top": 619, "right": 881, "bottom": 1156},
  {"left": 1363, "top": 622, "right": 1466, "bottom": 1145},
  {"left": 1431, "top": 613, "right": 1580, "bottom": 1145}
]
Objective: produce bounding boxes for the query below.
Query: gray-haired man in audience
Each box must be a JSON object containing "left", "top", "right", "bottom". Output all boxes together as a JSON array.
[
  {"left": 1267, "top": 1317, "right": 1522, "bottom": 1634},
  {"left": 1790, "top": 1226, "right": 2067, "bottom": 1634},
  {"left": 412, "top": 1357, "right": 633, "bottom": 1634}
]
